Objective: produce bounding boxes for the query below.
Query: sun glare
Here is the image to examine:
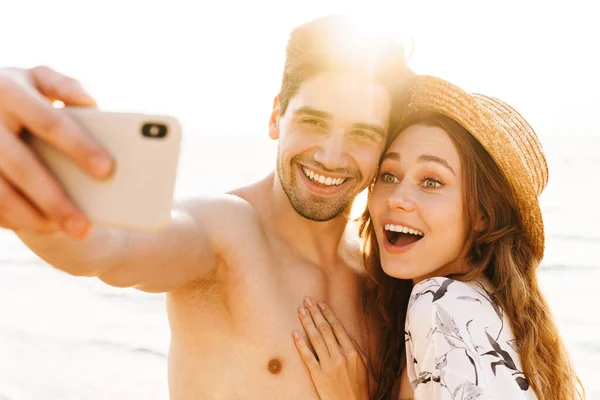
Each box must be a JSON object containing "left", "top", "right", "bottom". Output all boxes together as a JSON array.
[{"left": 340, "top": 8, "right": 415, "bottom": 58}]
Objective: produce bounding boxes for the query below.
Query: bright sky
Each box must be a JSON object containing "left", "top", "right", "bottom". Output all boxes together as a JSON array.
[{"left": 2, "top": 0, "right": 598, "bottom": 139}]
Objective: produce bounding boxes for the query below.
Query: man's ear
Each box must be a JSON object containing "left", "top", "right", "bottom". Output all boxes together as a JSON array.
[{"left": 269, "top": 96, "right": 280, "bottom": 140}]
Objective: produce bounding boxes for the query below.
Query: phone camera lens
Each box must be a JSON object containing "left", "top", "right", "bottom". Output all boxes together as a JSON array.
[{"left": 142, "top": 123, "right": 168, "bottom": 138}]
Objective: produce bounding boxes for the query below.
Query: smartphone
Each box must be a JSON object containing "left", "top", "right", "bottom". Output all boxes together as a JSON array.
[{"left": 29, "top": 107, "right": 182, "bottom": 231}]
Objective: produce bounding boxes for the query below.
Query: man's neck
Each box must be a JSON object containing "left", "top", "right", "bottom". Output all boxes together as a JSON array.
[{"left": 266, "top": 172, "right": 353, "bottom": 268}]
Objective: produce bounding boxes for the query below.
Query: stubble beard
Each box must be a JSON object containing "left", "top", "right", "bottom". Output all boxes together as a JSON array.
[{"left": 276, "top": 151, "right": 358, "bottom": 222}]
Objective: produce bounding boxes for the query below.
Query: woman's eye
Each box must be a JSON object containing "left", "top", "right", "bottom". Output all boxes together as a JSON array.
[
  {"left": 423, "top": 178, "right": 442, "bottom": 189},
  {"left": 380, "top": 173, "right": 399, "bottom": 184}
]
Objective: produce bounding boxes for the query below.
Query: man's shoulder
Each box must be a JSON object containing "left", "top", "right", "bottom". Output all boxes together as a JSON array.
[
  {"left": 172, "top": 193, "right": 266, "bottom": 258},
  {"left": 176, "top": 193, "right": 258, "bottom": 223}
]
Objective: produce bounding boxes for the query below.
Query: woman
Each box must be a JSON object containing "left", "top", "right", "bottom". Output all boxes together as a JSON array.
[{"left": 291, "top": 76, "right": 585, "bottom": 399}]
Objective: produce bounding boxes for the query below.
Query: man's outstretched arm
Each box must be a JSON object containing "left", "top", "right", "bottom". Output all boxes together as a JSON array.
[
  {"left": 0, "top": 66, "right": 246, "bottom": 293},
  {"left": 17, "top": 195, "right": 251, "bottom": 293}
]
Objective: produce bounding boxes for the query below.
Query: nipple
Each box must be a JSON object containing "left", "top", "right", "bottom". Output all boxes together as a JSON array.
[{"left": 267, "top": 358, "right": 283, "bottom": 375}]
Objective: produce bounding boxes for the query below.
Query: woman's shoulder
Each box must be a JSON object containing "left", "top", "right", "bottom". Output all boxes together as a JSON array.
[
  {"left": 409, "top": 276, "right": 494, "bottom": 305},
  {"left": 407, "top": 276, "right": 502, "bottom": 331},
  {"left": 406, "top": 278, "right": 534, "bottom": 398}
]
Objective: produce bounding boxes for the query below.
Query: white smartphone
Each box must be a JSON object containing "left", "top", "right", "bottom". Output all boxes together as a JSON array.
[{"left": 29, "top": 107, "right": 182, "bottom": 231}]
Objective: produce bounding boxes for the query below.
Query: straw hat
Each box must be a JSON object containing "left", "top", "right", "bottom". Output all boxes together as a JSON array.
[{"left": 401, "top": 75, "right": 548, "bottom": 260}]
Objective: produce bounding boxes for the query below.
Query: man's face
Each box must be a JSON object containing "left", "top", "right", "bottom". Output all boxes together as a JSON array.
[{"left": 271, "top": 71, "right": 392, "bottom": 221}]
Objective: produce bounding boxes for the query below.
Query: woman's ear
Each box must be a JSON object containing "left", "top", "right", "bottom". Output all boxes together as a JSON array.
[
  {"left": 269, "top": 96, "right": 280, "bottom": 140},
  {"left": 474, "top": 214, "right": 487, "bottom": 232}
]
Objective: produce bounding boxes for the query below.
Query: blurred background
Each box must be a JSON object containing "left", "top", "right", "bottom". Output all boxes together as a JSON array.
[{"left": 0, "top": 0, "right": 598, "bottom": 398}]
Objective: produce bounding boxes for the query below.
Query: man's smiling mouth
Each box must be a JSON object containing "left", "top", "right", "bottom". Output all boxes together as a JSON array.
[{"left": 302, "top": 166, "right": 347, "bottom": 186}]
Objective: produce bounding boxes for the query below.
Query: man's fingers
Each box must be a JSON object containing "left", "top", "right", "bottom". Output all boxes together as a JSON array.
[
  {"left": 292, "top": 331, "right": 320, "bottom": 375},
  {"left": 30, "top": 66, "right": 97, "bottom": 107},
  {"left": 0, "top": 127, "right": 90, "bottom": 238},
  {"left": 304, "top": 297, "right": 342, "bottom": 358},
  {"left": 0, "top": 71, "right": 113, "bottom": 180},
  {"left": 317, "top": 300, "right": 357, "bottom": 356},
  {"left": 0, "top": 176, "right": 57, "bottom": 233},
  {"left": 7, "top": 90, "right": 112, "bottom": 179}
]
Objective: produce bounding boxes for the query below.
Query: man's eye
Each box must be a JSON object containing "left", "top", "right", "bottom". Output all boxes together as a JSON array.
[
  {"left": 353, "top": 130, "right": 375, "bottom": 140},
  {"left": 302, "top": 118, "right": 324, "bottom": 126}
]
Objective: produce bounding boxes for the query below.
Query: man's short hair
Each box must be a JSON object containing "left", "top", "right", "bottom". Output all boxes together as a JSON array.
[{"left": 278, "top": 14, "right": 413, "bottom": 119}]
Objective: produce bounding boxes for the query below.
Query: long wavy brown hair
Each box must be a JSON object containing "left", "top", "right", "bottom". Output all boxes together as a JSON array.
[{"left": 360, "top": 112, "right": 585, "bottom": 400}]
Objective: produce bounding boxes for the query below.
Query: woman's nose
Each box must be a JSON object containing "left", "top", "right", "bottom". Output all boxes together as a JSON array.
[{"left": 387, "top": 184, "right": 416, "bottom": 212}]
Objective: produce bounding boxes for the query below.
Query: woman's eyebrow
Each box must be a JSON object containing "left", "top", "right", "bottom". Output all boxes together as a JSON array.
[{"left": 381, "top": 152, "right": 455, "bottom": 175}]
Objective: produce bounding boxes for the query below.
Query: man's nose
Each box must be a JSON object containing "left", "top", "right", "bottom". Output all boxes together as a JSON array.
[{"left": 313, "top": 131, "right": 348, "bottom": 170}]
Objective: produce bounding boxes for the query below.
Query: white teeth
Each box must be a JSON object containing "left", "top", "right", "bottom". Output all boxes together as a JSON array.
[
  {"left": 385, "top": 223, "right": 424, "bottom": 236},
  {"left": 302, "top": 167, "right": 347, "bottom": 186}
]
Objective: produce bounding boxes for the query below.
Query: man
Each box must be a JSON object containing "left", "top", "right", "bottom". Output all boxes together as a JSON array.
[{"left": 0, "top": 15, "right": 412, "bottom": 399}]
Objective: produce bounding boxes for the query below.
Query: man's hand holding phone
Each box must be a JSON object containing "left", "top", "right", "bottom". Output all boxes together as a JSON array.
[{"left": 0, "top": 66, "right": 114, "bottom": 239}]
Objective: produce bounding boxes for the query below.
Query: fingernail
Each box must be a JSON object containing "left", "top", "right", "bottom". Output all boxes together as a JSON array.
[
  {"left": 80, "top": 93, "right": 98, "bottom": 107},
  {"left": 304, "top": 297, "right": 313, "bottom": 307},
  {"left": 69, "top": 86, "right": 97, "bottom": 107},
  {"left": 63, "top": 216, "right": 89, "bottom": 238},
  {"left": 299, "top": 307, "right": 307, "bottom": 317},
  {"left": 317, "top": 301, "right": 326, "bottom": 310},
  {"left": 89, "top": 155, "right": 113, "bottom": 178},
  {"left": 293, "top": 331, "right": 300, "bottom": 340}
]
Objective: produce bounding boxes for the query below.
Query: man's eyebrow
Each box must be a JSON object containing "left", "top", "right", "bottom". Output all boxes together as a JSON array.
[
  {"left": 293, "top": 106, "right": 332, "bottom": 119},
  {"left": 381, "top": 152, "right": 456, "bottom": 175},
  {"left": 353, "top": 123, "right": 386, "bottom": 139}
]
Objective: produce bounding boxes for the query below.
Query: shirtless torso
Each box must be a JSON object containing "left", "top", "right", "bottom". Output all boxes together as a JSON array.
[
  {"left": 5, "top": 20, "right": 407, "bottom": 397},
  {"left": 166, "top": 176, "right": 374, "bottom": 399}
]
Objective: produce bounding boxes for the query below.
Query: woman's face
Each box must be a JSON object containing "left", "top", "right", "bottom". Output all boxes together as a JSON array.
[{"left": 368, "top": 124, "right": 467, "bottom": 283}]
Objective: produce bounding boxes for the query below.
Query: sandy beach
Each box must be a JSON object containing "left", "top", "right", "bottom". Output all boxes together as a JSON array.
[{"left": 0, "top": 135, "right": 598, "bottom": 399}]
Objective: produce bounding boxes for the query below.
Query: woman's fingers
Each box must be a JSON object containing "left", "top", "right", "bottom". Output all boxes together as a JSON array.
[
  {"left": 293, "top": 299, "right": 372, "bottom": 400},
  {"left": 303, "top": 297, "right": 342, "bottom": 359},
  {"left": 350, "top": 336, "right": 369, "bottom": 367},
  {"left": 317, "top": 300, "right": 358, "bottom": 357},
  {"left": 292, "top": 331, "right": 320, "bottom": 375},
  {"left": 298, "top": 303, "right": 331, "bottom": 362}
]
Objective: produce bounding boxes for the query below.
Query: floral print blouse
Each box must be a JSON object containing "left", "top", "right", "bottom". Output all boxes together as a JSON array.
[{"left": 405, "top": 277, "right": 537, "bottom": 399}]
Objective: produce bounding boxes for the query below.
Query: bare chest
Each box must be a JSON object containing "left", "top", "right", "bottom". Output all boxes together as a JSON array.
[
  {"left": 166, "top": 234, "right": 373, "bottom": 399},
  {"left": 249, "top": 242, "right": 367, "bottom": 341}
]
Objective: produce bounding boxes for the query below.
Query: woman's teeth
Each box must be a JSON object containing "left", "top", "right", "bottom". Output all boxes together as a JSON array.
[
  {"left": 384, "top": 224, "right": 424, "bottom": 237},
  {"left": 302, "top": 167, "right": 346, "bottom": 186}
]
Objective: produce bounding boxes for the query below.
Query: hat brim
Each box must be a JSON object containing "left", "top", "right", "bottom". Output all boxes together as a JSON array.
[{"left": 402, "top": 76, "right": 545, "bottom": 261}]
